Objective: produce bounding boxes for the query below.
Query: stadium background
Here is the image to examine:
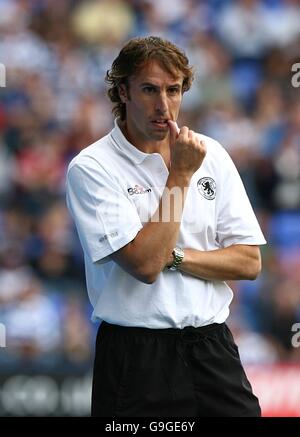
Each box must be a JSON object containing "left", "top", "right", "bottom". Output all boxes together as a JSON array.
[{"left": 0, "top": 0, "right": 300, "bottom": 416}]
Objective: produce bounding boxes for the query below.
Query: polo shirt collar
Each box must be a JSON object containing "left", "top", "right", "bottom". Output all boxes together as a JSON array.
[{"left": 110, "top": 118, "right": 151, "bottom": 165}]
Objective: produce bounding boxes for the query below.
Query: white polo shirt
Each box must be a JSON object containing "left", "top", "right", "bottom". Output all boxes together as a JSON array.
[{"left": 66, "top": 118, "right": 266, "bottom": 329}]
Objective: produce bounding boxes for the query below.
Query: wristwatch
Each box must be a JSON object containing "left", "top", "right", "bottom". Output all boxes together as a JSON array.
[{"left": 168, "top": 247, "right": 184, "bottom": 271}]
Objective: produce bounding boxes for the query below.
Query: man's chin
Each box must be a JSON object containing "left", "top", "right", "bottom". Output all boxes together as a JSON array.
[{"left": 150, "top": 130, "right": 168, "bottom": 141}]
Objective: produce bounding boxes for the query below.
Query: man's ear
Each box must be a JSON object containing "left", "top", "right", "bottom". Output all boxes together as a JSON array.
[{"left": 118, "top": 84, "right": 129, "bottom": 103}]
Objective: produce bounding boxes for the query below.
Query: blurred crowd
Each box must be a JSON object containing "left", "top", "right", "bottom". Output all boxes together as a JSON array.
[{"left": 0, "top": 0, "right": 300, "bottom": 371}]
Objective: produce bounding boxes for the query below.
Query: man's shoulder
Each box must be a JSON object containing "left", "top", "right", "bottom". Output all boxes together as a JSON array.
[
  {"left": 196, "top": 132, "right": 227, "bottom": 157},
  {"left": 67, "top": 132, "right": 114, "bottom": 171}
]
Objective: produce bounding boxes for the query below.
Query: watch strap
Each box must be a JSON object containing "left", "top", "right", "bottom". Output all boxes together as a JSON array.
[{"left": 168, "top": 247, "right": 184, "bottom": 271}]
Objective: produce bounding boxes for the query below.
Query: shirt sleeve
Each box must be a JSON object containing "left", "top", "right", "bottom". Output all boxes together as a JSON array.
[
  {"left": 216, "top": 147, "right": 266, "bottom": 248},
  {"left": 66, "top": 159, "right": 143, "bottom": 263}
]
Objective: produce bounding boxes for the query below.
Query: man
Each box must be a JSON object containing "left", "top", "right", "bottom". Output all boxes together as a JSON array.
[{"left": 66, "top": 36, "right": 266, "bottom": 417}]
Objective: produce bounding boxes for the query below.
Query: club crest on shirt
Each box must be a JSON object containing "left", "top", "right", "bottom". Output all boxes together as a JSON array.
[{"left": 197, "top": 177, "right": 216, "bottom": 200}]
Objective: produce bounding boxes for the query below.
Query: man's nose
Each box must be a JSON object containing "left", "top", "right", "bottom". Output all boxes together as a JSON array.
[{"left": 155, "top": 92, "right": 168, "bottom": 113}]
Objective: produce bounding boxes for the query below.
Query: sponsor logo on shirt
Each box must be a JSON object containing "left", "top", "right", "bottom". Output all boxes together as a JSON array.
[
  {"left": 197, "top": 177, "right": 216, "bottom": 200},
  {"left": 127, "top": 185, "right": 152, "bottom": 196}
]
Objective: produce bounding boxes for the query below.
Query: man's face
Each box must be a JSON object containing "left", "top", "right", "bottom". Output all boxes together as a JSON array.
[{"left": 121, "top": 60, "right": 184, "bottom": 144}]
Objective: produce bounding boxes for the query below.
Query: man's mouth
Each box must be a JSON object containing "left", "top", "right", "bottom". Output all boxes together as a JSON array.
[{"left": 151, "top": 119, "right": 169, "bottom": 128}]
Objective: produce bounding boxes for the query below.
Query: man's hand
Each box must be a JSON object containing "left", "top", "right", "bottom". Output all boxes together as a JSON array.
[{"left": 168, "top": 120, "right": 207, "bottom": 177}]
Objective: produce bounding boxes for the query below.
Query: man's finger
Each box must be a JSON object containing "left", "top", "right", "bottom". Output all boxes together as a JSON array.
[{"left": 167, "top": 120, "right": 180, "bottom": 143}]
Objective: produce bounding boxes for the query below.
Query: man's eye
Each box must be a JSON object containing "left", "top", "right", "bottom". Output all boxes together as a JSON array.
[
  {"left": 143, "top": 87, "right": 155, "bottom": 93},
  {"left": 168, "top": 88, "right": 180, "bottom": 95}
]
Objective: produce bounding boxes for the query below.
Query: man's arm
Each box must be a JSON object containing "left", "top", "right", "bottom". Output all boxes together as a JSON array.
[
  {"left": 109, "top": 122, "right": 206, "bottom": 284},
  {"left": 166, "top": 244, "right": 262, "bottom": 281},
  {"left": 110, "top": 172, "right": 190, "bottom": 284}
]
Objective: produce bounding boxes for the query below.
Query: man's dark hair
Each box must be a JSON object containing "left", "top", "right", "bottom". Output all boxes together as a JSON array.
[{"left": 105, "top": 36, "right": 194, "bottom": 120}]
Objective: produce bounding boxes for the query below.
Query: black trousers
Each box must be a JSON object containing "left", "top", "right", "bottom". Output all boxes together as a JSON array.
[{"left": 91, "top": 321, "right": 261, "bottom": 417}]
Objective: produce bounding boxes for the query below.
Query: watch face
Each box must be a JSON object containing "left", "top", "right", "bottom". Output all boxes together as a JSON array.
[{"left": 174, "top": 247, "right": 184, "bottom": 258}]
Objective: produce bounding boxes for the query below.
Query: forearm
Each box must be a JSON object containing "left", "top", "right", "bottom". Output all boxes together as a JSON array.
[
  {"left": 177, "top": 245, "right": 262, "bottom": 281},
  {"left": 111, "top": 171, "right": 191, "bottom": 283}
]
